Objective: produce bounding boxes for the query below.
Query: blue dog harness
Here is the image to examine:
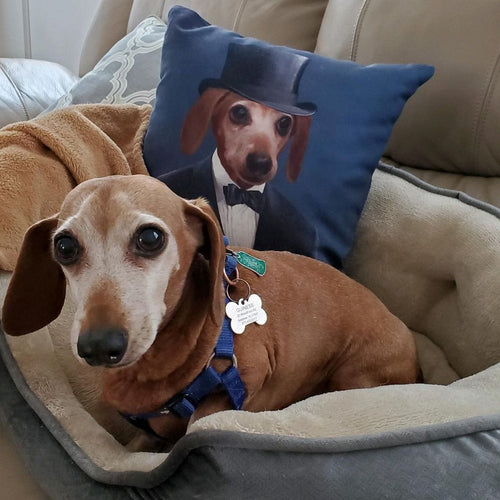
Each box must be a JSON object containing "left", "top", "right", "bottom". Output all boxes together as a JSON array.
[{"left": 122, "top": 246, "right": 246, "bottom": 433}]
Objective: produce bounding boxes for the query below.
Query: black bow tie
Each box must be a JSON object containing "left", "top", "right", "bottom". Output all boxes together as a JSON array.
[{"left": 223, "top": 184, "right": 264, "bottom": 214}]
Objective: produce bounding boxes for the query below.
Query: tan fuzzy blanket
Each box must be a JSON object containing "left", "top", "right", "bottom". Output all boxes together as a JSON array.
[{"left": 0, "top": 103, "right": 151, "bottom": 271}]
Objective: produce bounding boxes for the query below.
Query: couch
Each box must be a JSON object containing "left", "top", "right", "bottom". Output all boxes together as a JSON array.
[{"left": 0, "top": 1, "right": 499, "bottom": 498}]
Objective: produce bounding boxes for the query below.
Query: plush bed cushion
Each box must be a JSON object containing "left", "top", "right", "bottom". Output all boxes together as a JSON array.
[
  {"left": 346, "top": 163, "right": 500, "bottom": 378},
  {"left": 0, "top": 166, "right": 499, "bottom": 496},
  {"left": 384, "top": 157, "right": 500, "bottom": 209}
]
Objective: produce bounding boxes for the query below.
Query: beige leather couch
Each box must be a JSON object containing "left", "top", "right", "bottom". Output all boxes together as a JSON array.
[{"left": 0, "top": 1, "right": 498, "bottom": 497}]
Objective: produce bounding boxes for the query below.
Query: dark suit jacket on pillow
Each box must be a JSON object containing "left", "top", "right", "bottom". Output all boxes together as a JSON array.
[{"left": 158, "top": 156, "right": 319, "bottom": 259}]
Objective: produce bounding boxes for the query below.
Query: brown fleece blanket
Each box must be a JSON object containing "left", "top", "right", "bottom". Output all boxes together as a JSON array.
[{"left": 0, "top": 103, "right": 151, "bottom": 271}]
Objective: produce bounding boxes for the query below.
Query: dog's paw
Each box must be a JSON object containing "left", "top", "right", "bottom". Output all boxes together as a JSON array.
[{"left": 226, "top": 293, "right": 267, "bottom": 334}]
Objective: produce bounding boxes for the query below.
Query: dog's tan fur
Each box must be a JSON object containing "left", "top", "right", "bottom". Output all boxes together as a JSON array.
[{"left": 2, "top": 175, "right": 419, "bottom": 449}]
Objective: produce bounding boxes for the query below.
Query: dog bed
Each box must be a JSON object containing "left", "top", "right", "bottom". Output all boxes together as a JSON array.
[{"left": 0, "top": 162, "right": 499, "bottom": 498}]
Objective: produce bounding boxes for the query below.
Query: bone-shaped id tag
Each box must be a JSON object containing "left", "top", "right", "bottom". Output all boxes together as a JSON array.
[{"left": 225, "top": 288, "right": 267, "bottom": 334}]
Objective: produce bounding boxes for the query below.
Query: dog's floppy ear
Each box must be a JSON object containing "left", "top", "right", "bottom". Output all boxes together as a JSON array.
[
  {"left": 183, "top": 199, "right": 226, "bottom": 323},
  {"left": 180, "top": 88, "right": 229, "bottom": 156},
  {"left": 2, "top": 215, "right": 66, "bottom": 336},
  {"left": 286, "top": 115, "right": 313, "bottom": 183}
]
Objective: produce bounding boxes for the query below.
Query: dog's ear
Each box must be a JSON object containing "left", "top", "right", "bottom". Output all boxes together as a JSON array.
[
  {"left": 183, "top": 199, "right": 225, "bottom": 323},
  {"left": 180, "top": 88, "right": 229, "bottom": 155},
  {"left": 285, "top": 115, "right": 313, "bottom": 183},
  {"left": 2, "top": 215, "right": 66, "bottom": 336}
]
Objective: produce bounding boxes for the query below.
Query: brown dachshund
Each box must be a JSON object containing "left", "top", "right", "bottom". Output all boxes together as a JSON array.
[{"left": 2, "top": 175, "right": 419, "bottom": 450}]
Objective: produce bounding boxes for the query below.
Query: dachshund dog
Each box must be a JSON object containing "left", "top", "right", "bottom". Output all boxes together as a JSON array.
[
  {"left": 2, "top": 175, "right": 420, "bottom": 450},
  {"left": 180, "top": 87, "right": 312, "bottom": 187}
]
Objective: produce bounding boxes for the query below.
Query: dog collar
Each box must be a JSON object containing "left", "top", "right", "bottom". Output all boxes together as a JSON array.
[{"left": 122, "top": 239, "right": 246, "bottom": 431}]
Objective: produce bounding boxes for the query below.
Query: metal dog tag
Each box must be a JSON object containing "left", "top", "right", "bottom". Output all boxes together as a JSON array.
[{"left": 225, "top": 294, "right": 267, "bottom": 334}]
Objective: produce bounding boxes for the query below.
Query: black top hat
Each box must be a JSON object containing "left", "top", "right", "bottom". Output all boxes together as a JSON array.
[{"left": 199, "top": 43, "right": 317, "bottom": 116}]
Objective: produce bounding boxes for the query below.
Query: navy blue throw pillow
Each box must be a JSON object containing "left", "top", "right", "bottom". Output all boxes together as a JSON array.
[{"left": 143, "top": 6, "right": 434, "bottom": 267}]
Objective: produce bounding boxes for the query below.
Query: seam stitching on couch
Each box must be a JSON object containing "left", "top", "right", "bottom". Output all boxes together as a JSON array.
[
  {"left": 378, "top": 160, "right": 500, "bottom": 219},
  {"left": 350, "top": 0, "right": 372, "bottom": 61},
  {"left": 233, "top": 0, "right": 249, "bottom": 32},
  {"left": 0, "top": 63, "right": 29, "bottom": 121},
  {"left": 472, "top": 51, "right": 500, "bottom": 169}
]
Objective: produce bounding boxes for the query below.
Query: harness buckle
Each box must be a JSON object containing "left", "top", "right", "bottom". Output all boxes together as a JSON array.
[{"left": 205, "top": 352, "right": 238, "bottom": 369}]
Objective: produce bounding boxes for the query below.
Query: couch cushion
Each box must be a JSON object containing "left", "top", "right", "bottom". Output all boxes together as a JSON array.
[
  {"left": 143, "top": 6, "right": 433, "bottom": 267},
  {"left": 46, "top": 17, "right": 166, "bottom": 112},
  {"left": 128, "top": 0, "right": 329, "bottom": 52},
  {"left": 316, "top": 0, "right": 500, "bottom": 180}
]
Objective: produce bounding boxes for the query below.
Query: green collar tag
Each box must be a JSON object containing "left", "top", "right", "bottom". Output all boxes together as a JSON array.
[{"left": 236, "top": 251, "right": 266, "bottom": 277}]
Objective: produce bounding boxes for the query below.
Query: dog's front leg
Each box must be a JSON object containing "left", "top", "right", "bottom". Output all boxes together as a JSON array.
[
  {"left": 126, "top": 431, "right": 169, "bottom": 453},
  {"left": 189, "top": 393, "right": 234, "bottom": 427},
  {"left": 125, "top": 414, "right": 189, "bottom": 452}
]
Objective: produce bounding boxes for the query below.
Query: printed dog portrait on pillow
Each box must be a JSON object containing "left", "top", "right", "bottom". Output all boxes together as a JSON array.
[{"left": 159, "top": 42, "right": 319, "bottom": 259}]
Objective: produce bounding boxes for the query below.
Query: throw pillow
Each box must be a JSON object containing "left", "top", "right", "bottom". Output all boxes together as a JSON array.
[
  {"left": 45, "top": 17, "right": 166, "bottom": 112},
  {"left": 143, "top": 6, "right": 434, "bottom": 267}
]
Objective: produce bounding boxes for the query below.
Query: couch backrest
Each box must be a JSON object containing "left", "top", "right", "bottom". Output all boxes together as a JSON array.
[
  {"left": 130, "top": 0, "right": 328, "bottom": 52},
  {"left": 80, "top": 0, "right": 328, "bottom": 75},
  {"left": 316, "top": 0, "right": 500, "bottom": 178},
  {"left": 81, "top": 0, "right": 500, "bottom": 183}
]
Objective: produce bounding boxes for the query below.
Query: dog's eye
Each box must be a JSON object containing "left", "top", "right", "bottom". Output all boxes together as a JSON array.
[
  {"left": 135, "top": 226, "right": 166, "bottom": 256},
  {"left": 54, "top": 235, "right": 80, "bottom": 265},
  {"left": 276, "top": 115, "right": 292, "bottom": 137},
  {"left": 230, "top": 105, "right": 250, "bottom": 125}
]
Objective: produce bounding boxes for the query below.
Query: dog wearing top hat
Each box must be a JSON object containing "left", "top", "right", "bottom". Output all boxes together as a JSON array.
[{"left": 160, "top": 42, "right": 319, "bottom": 258}]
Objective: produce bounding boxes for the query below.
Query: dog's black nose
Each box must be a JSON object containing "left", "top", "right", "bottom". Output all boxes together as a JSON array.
[
  {"left": 246, "top": 152, "right": 272, "bottom": 177},
  {"left": 77, "top": 328, "right": 128, "bottom": 366}
]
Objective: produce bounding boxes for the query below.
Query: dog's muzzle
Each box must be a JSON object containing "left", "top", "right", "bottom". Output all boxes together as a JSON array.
[
  {"left": 77, "top": 327, "right": 128, "bottom": 366},
  {"left": 246, "top": 152, "right": 272, "bottom": 178}
]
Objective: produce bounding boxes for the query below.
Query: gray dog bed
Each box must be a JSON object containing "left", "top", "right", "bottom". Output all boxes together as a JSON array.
[{"left": 1, "top": 165, "right": 499, "bottom": 498}]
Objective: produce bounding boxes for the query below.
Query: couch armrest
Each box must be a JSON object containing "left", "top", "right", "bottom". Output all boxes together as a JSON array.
[{"left": 0, "top": 59, "right": 78, "bottom": 128}]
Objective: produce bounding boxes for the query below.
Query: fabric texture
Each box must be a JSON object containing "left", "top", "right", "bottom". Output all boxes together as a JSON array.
[
  {"left": 143, "top": 6, "right": 434, "bottom": 266},
  {"left": 46, "top": 17, "right": 166, "bottom": 112},
  {"left": 0, "top": 103, "right": 151, "bottom": 271}
]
